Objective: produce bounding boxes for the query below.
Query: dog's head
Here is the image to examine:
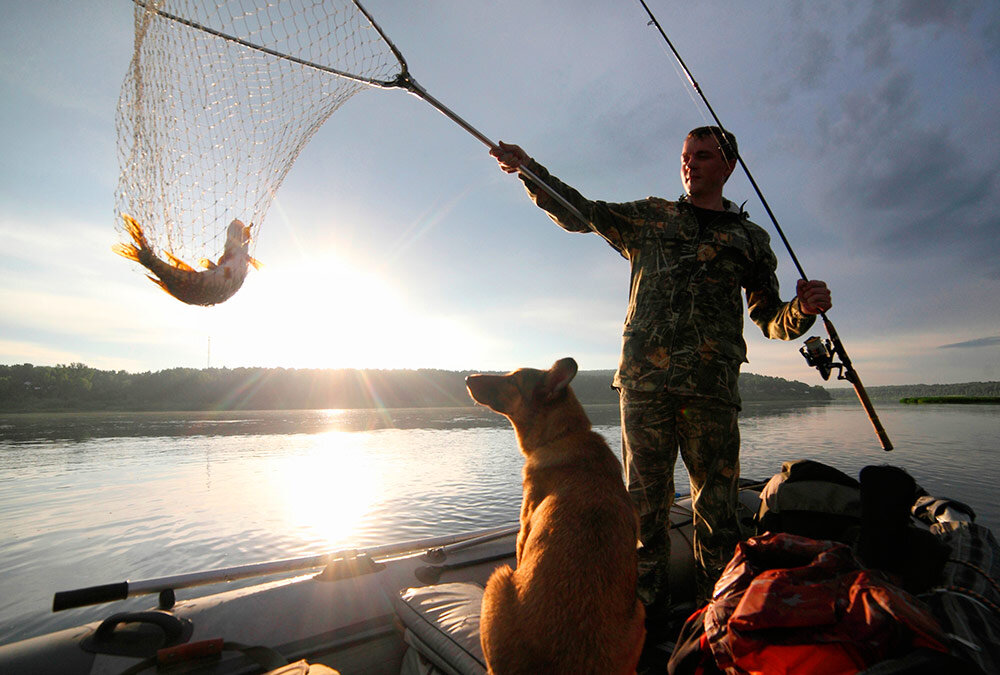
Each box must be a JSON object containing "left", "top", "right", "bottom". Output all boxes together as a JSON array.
[{"left": 466, "top": 358, "right": 583, "bottom": 447}]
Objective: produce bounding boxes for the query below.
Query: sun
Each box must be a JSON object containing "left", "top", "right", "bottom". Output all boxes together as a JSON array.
[{"left": 206, "top": 249, "right": 488, "bottom": 370}]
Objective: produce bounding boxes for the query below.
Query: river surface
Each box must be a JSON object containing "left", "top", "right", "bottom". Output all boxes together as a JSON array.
[{"left": 0, "top": 401, "right": 997, "bottom": 645}]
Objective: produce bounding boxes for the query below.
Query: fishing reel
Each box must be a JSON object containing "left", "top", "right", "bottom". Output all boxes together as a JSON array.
[{"left": 800, "top": 335, "right": 845, "bottom": 381}]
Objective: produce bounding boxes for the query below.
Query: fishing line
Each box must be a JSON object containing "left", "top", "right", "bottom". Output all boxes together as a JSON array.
[
  {"left": 635, "top": 0, "right": 892, "bottom": 451},
  {"left": 653, "top": 34, "right": 713, "bottom": 129}
]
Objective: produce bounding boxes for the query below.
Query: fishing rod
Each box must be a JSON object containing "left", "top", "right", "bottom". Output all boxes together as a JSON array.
[{"left": 635, "top": 0, "right": 892, "bottom": 451}]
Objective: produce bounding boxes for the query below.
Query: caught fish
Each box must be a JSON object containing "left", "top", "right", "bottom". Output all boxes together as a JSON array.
[{"left": 113, "top": 215, "right": 262, "bottom": 306}]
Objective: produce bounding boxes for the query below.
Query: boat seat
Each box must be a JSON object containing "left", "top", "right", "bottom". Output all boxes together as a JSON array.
[{"left": 396, "top": 582, "right": 486, "bottom": 675}]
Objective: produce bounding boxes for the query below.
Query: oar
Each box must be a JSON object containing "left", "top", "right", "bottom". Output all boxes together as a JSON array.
[
  {"left": 421, "top": 524, "right": 519, "bottom": 563},
  {"left": 53, "top": 524, "right": 517, "bottom": 612},
  {"left": 414, "top": 551, "right": 514, "bottom": 585}
]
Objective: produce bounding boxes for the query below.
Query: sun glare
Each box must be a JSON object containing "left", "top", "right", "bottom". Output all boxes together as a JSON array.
[
  {"left": 210, "top": 250, "right": 487, "bottom": 369},
  {"left": 278, "top": 430, "right": 380, "bottom": 548}
]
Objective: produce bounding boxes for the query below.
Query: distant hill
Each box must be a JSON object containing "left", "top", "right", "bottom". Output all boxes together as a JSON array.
[
  {"left": 553, "top": 370, "right": 829, "bottom": 404},
  {"left": 0, "top": 363, "right": 829, "bottom": 412},
  {"left": 825, "top": 382, "right": 1000, "bottom": 401}
]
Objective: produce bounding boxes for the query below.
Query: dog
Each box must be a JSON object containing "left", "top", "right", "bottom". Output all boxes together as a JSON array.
[{"left": 466, "top": 357, "right": 646, "bottom": 674}]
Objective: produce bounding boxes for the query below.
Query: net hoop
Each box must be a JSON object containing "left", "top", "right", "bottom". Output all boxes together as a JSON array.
[{"left": 114, "top": 0, "right": 404, "bottom": 264}]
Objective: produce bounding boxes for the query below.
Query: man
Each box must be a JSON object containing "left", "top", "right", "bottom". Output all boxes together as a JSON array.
[{"left": 490, "top": 127, "right": 832, "bottom": 618}]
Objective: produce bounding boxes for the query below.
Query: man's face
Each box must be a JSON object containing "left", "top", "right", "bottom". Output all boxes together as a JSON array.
[{"left": 680, "top": 135, "right": 735, "bottom": 198}]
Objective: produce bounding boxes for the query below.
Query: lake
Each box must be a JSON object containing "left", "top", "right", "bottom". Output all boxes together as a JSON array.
[{"left": 1, "top": 401, "right": 997, "bottom": 645}]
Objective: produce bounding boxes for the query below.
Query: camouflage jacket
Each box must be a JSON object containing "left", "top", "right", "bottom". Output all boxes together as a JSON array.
[{"left": 520, "top": 160, "right": 815, "bottom": 406}]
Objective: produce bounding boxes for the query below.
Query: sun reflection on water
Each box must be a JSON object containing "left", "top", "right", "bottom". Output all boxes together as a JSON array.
[{"left": 277, "top": 429, "right": 381, "bottom": 550}]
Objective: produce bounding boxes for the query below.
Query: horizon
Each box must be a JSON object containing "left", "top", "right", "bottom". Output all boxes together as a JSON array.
[
  {"left": 7, "top": 361, "right": 997, "bottom": 391},
  {"left": 2, "top": 2, "right": 998, "bottom": 386}
]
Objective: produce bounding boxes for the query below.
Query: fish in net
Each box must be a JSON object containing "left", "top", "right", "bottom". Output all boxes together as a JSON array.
[{"left": 113, "top": 0, "right": 585, "bottom": 305}]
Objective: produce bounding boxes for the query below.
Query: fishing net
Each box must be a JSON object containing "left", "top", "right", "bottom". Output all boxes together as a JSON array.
[
  {"left": 115, "top": 0, "right": 583, "bottom": 286},
  {"left": 114, "top": 0, "right": 403, "bottom": 265}
]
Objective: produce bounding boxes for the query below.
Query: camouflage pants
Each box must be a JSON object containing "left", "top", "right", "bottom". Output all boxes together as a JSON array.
[{"left": 619, "top": 389, "right": 741, "bottom": 610}]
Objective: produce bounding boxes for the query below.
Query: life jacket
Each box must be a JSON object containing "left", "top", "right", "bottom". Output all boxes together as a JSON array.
[{"left": 678, "top": 533, "right": 951, "bottom": 675}]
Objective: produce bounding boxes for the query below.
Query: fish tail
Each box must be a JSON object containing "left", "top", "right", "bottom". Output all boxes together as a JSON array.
[
  {"left": 114, "top": 215, "right": 156, "bottom": 266},
  {"left": 111, "top": 242, "right": 141, "bottom": 262},
  {"left": 121, "top": 215, "right": 151, "bottom": 251}
]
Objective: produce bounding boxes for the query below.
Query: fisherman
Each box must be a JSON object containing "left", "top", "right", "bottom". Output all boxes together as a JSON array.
[{"left": 490, "top": 127, "right": 832, "bottom": 625}]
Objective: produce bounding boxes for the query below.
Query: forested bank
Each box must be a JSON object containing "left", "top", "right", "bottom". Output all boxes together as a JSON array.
[
  {"left": 826, "top": 381, "right": 1000, "bottom": 401},
  {"left": 1, "top": 363, "right": 833, "bottom": 412}
]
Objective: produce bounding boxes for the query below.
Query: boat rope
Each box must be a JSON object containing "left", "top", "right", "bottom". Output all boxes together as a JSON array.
[
  {"left": 944, "top": 557, "right": 1000, "bottom": 597},
  {"left": 923, "top": 585, "right": 1000, "bottom": 618}
]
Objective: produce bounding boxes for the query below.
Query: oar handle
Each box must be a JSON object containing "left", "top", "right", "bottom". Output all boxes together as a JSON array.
[
  {"left": 52, "top": 524, "right": 519, "bottom": 611},
  {"left": 53, "top": 582, "right": 129, "bottom": 612}
]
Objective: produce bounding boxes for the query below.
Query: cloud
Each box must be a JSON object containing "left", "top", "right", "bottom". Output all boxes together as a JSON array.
[
  {"left": 983, "top": 12, "right": 1000, "bottom": 54},
  {"left": 938, "top": 336, "right": 1000, "bottom": 349},
  {"left": 0, "top": 340, "right": 88, "bottom": 367},
  {"left": 806, "top": 53, "right": 1000, "bottom": 278},
  {"left": 827, "top": 124, "right": 1000, "bottom": 275},
  {"left": 849, "top": 0, "right": 979, "bottom": 69},
  {"left": 849, "top": 4, "right": 893, "bottom": 69},
  {"left": 763, "top": 28, "right": 836, "bottom": 105},
  {"left": 818, "top": 71, "right": 919, "bottom": 150},
  {"left": 895, "top": 0, "right": 975, "bottom": 29},
  {"left": 793, "top": 31, "right": 836, "bottom": 90}
]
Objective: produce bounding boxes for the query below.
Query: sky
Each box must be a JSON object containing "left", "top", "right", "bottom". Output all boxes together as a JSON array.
[{"left": 1, "top": 0, "right": 998, "bottom": 387}]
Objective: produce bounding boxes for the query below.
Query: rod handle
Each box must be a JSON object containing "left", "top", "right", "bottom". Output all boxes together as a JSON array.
[
  {"left": 53, "top": 582, "right": 129, "bottom": 612},
  {"left": 823, "top": 316, "right": 893, "bottom": 451},
  {"left": 850, "top": 372, "right": 894, "bottom": 451}
]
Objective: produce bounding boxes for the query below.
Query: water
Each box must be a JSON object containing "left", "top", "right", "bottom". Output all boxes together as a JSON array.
[{"left": 0, "top": 401, "right": 997, "bottom": 645}]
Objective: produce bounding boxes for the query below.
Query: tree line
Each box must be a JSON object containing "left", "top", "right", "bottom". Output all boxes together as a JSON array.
[
  {"left": 0, "top": 363, "right": 836, "bottom": 412},
  {"left": 825, "top": 381, "right": 1000, "bottom": 401}
]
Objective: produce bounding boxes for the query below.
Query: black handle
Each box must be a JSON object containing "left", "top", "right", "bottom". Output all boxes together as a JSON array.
[
  {"left": 93, "top": 610, "right": 185, "bottom": 644},
  {"left": 80, "top": 610, "right": 194, "bottom": 657},
  {"left": 53, "top": 581, "right": 129, "bottom": 612}
]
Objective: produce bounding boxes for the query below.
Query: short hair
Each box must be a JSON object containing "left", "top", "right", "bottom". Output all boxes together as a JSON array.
[{"left": 687, "top": 126, "right": 738, "bottom": 163}]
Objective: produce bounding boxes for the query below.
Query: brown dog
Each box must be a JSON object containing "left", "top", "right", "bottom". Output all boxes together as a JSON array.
[{"left": 466, "top": 358, "right": 646, "bottom": 674}]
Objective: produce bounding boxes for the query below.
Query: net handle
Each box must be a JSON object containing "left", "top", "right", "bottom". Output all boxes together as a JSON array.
[
  {"left": 129, "top": 0, "right": 589, "bottom": 226},
  {"left": 351, "top": 1, "right": 588, "bottom": 225},
  {"left": 400, "top": 77, "right": 589, "bottom": 226}
]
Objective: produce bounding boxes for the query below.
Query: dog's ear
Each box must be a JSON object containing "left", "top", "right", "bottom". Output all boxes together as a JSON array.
[{"left": 537, "top": 357, "right": 578, "bottom": 401}]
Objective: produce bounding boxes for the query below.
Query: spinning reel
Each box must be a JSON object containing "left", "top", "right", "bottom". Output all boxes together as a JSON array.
[{"left": 800, "top": 335, "right": 845, "bottom": 382}]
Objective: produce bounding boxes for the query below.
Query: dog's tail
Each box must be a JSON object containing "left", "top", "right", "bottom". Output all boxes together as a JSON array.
[
  {"left": 617, "top": 601, "right": 646, "bottom": 675},
  {"left": 480, "top": 565, "right": 521, "bottom": 670}
]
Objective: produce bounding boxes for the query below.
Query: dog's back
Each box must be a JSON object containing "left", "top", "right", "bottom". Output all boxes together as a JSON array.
[{"left": 467, "top": 358, "right": 645, "bottom": 674}]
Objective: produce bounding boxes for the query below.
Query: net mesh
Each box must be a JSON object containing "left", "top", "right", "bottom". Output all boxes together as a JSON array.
[{"left": 114, "top": 0, "right": 402, "bottom": 264}]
